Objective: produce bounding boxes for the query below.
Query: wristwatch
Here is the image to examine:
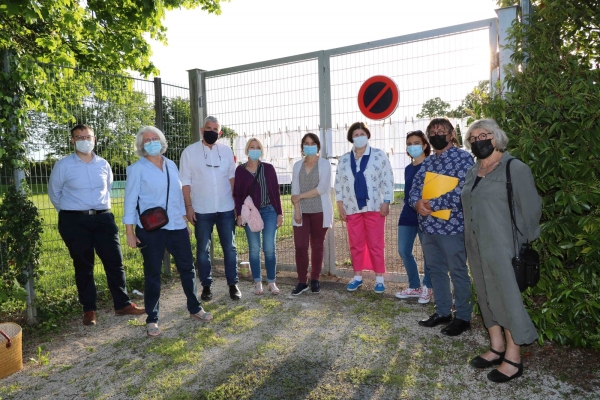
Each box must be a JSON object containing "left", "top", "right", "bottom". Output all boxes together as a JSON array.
[{"left": 383, "top": 200, "right": 391, "bottom": 203}]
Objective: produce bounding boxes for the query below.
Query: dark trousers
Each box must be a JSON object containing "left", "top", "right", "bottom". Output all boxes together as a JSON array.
[
  {"left": 58, "top": 211, "right": 131, "bottom": 312},
  {"left": 136, "top": 226, "right": 202, "bottom": 324},
  {"left": 421, "top": 233, "right": 473, "bottom": 321},
  {"left": 293, "top": 212, "right": 329, "bottom": 284}
]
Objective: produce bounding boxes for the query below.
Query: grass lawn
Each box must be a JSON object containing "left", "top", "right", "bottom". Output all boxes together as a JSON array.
[{"left": 1, "top": 190, "right": 297, "bottom": 325}]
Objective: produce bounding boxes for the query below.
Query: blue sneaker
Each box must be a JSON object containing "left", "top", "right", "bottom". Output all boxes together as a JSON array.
[
  {"left": 374, "top": 283, "right": 385, "bottom": 294},
  {"left": 346, "top": 279, "right": 363, "bottom": 292}
]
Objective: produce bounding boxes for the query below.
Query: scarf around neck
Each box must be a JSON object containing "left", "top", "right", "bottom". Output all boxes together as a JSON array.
[{"left": 350, "top": 148, "right": 370, "bottom": 209}]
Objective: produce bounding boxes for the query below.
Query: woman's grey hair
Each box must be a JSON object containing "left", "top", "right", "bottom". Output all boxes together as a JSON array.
[
  {"left": 134, "top": 126, "right": 168, "bottom": 157},
  {"left": 464, "top": 119, "right": 509, "bottom": 151},
  {"left": 204, "top": 116, "right": 221, "bottom": 132}
]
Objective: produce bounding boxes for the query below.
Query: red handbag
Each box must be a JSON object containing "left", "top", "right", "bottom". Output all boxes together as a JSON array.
[{"left": 137, "top": 161, "right": 170, "bottom": 232}]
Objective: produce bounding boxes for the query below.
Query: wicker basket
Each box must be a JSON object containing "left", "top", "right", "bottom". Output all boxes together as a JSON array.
[{"left": 0, "top": 322, "right": 23, "bottom": 379}]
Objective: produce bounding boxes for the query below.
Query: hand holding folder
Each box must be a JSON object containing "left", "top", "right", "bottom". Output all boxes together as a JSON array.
[{"left": 422, "top": 172, "right": 459, "bottom": 220}]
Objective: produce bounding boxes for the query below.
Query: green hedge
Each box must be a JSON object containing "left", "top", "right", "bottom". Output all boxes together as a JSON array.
[{"left": 486, "top": 1, "right": 600, "bottom": 348}]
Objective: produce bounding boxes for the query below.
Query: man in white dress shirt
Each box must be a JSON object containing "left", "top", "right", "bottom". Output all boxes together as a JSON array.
[
  {"left": 48, "top": 124, "right": 145, "bottom": 326},
  {"left": 180, "top": 116, "right": 240, "bottom": 300}
]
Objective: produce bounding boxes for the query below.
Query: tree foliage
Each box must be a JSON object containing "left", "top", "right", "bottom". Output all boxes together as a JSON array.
[
  {"left": 416, "top": 97, "right": 450, "bottom": 119},
  {"left": 0, "top": 0, "right": 222, "bottom": 320},
  {"left": 0, "top": 0, "right": 224, "bottom": 75},
  {"left": 486, "top": 0, "right": 600, "bottom": 348},
  {"left": 450, "top": 80, "right": 490, "bottom": 122}
]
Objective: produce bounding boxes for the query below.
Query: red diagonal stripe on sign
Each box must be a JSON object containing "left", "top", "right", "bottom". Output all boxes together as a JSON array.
[{"left": 366, "top": 83, "right": 391, "bottom": 111}]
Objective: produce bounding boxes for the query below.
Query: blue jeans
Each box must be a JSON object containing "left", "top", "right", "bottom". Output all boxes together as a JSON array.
[
  {"left": 397, "top": 225, "right": 431, "bottom": 289},
  {"left": 421, "top": 233, "right": 473, "bottom": 321},
  {"left": 136, "top": 226, "right": 202, "bottom": 324},
  {"left": 243, "top": 205, "right": 278, "bottom": 282},
  {"left": 195, "top": 210, "right": 238, "bottom": 287}
]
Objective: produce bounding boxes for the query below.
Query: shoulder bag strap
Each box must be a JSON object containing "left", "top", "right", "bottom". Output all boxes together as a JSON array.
[
  {"left": 247, "top": 162, "right": 262, "bottom": 198},
  {"left": 137, "top": 157, "right": 170, "bottom": 216},
  {"left": 506, "top": 158, "right": 523, "bottom": 256}
]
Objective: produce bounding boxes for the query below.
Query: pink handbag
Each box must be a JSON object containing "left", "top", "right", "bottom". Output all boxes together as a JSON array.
[
  {"left": 241, "top": 163, "right": 264, "bottom": 232},
  {"left": 241, "top": 196, "right": 264, "bottom": 232}
]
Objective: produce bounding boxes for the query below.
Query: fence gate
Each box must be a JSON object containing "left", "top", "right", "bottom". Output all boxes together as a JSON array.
[{"left": 191, "top": 17, "right": 505, "bottom": 282}]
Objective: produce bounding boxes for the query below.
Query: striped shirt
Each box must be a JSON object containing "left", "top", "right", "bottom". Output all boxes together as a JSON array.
[{"left": 246, "top": 162, "right": 271, "bottom": 208}]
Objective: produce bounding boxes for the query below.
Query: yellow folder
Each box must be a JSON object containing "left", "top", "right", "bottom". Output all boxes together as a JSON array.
[{"left": 422, "top": 172, "right": 459, "bottom": 220}]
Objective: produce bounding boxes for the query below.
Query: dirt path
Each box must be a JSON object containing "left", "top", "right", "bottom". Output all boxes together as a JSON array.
[{"left": 0, "top": 270, "right": 597, "bottom": 400}]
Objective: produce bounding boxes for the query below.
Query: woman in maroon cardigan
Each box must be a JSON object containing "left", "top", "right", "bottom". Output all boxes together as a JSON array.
[{"left": 233, "top": 138, "right": 283, "bottom": 295}]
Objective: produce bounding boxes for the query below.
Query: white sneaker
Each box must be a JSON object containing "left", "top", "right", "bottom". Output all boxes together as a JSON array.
[
  {"left": 395, "top": 287, "right": 422, "bottom": 299},
  {"left": 418, "top": 286, "right": 433, "bottom": 304}
]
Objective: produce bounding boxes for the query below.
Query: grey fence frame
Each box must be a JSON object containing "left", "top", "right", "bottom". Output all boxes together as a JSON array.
[{"left": 186, "top": 14, "right": 518, "bottom": 282}]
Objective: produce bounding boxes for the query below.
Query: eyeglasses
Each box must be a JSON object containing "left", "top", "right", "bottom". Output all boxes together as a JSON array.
[
  {"left": 203, "top": 145, "right": 221, "bottom": 168},
  {"left": 74, "top": 135, "right": 94, "bottom": 141},
  {"left": 428, "top": 129, "right": 449, "bottom": 137},
  {"left": 468, "top": 132, "right": 492, "bottom": 143},
  {"left": 142, "top": 138, "right": 161, "bottom": 144}
]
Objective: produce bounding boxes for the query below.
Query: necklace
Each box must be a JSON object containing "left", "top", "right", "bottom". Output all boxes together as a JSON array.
[{"left": 479, "top": 158, "right": 500, "bottom": 177}]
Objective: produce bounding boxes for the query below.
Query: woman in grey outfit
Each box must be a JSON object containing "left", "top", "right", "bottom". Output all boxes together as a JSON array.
[{"left": 461, "top": 119, "right": 542, "bottom": 383}]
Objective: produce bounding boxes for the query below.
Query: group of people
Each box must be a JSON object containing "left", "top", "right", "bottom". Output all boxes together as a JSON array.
[{"left": 49, "top": 115, "right": 541, "bottom": 382}]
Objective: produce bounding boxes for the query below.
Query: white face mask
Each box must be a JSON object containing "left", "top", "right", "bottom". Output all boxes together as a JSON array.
[
  {"left": 353, "top": 135, "right": 368, "bottom": 149},
  {"left": 75, "top": 139, "right": 94, "bottom": 154}
]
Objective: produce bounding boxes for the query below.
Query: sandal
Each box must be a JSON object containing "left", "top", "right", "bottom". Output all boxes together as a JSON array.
[
  {"left": 146, "top": 322, "right": 161, "bottom": 337},
  {"left": 254, "top": 282, "right": 264, "bottom": 295},
  {"left": 470, "top": 348, "right": 505, "bottom": 368},
  {"left": 190, "top": 309, "right": 213, "bottom": 322},
  {"left": 268, "top": 282, "right": 280, "bottom": 295}
]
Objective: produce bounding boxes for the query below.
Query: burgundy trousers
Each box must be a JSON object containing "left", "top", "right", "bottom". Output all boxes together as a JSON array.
[{"left": 293, "top": 212, "right": 329, "bottom": 283}]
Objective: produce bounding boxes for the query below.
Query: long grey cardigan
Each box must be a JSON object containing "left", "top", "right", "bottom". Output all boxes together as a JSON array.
[{"left": 461, "top": 151, "right": 542, "bottom": 345}]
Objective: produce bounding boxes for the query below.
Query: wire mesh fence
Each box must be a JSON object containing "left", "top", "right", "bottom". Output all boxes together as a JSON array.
[
  {"left": 205, "top": 58, "right": 321, "bottom": 267},
  {"left": 201, "top": 21, "right": 493, "bottom": 279},
  {"left": 0, "top": 63, "right": 192, "bottom": 314}
]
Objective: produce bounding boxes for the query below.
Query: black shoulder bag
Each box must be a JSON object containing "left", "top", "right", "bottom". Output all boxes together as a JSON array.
[
  {"left": 506, "top": 158, "right": 540, "bottom": 292},
  {"left": 137, "top": 161, "right": 170, "bottom": 231}
]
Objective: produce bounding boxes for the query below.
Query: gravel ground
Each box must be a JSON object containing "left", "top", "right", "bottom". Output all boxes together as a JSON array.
[{"left": 0, "top": 269, "right": 598, "bottom": 400}]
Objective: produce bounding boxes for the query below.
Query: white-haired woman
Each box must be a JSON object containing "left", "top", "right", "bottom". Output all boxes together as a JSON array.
[
  {"left": 233, "top": 138, "right": 283, "bottom": 295},
  {"left": 123, "top": 126, "right": 213, "bottom": 337},
  {"left": 462, "top": 119, "right": 541, "bottom": 382}
]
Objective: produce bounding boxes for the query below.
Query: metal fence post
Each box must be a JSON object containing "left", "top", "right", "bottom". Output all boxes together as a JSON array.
[
  {"left": 496, "top": 6, "right": 518, "bottom": 96},
  {"left": 319, "top": 51, "right": 336, "bottom": 276},
  {"left": 188, "top": 69, "right": 207, "bottom": 144},
  {"left": 154, "top": 77, "right": 172, "bottom": 276},
  {"left": 489, "top": 18, "right": 499, "bottom": 97},
  {"left": 520, "top": 0, "right": 531, "bottom": 66},
  {"left": 3, "top": 51, "right": 38, "bottom": 324}
]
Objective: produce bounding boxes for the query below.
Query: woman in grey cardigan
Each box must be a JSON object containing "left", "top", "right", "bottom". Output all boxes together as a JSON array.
[{"left": 461, "top": 119, "right": 542, "bottom": 383}]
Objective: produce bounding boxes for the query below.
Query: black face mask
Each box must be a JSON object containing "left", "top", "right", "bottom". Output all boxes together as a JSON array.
[
  {"left": 203, "top": 130, "right": 219, "bottom": 145},
  {"left": 429, "top": 134, "right": 449, "bottom": 151},
  {"left": 471, "top": 139, "right": 495, "bottom": 159}
]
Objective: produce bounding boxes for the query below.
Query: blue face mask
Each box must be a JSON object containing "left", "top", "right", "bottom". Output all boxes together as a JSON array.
[
  {"left": 144, "top": 141, "right": 162, "bottom": 156},
  {"left": 248, "top": 149, "right": 262, "bottom": 161},
  {"left": 407, "top": 145, "right": 423, "bottom": 158},
  {"left": 303, "top": 145, "right": 318, "bottom": 156},
  {"left": 353, "top": 135, "right": 368, "bottom": 149}
]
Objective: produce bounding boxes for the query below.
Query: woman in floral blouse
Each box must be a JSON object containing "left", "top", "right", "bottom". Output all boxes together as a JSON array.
[{"left": 334, "top": 122, "right": 394, "bottom": 293}]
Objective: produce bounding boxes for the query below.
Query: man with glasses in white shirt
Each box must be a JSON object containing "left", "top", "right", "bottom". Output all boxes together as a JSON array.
[
  {"left": 180, "top": 116, "right": 240, "bottom": 301},
  {"left": 48, "top": 124, "right": 145, "bottom": 326}
]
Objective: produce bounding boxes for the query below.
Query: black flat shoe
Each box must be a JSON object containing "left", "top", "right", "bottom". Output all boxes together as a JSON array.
[
  {"left": 440, "top": 317, "right": 471, "bottom": 336},
  {"left": 418, "top": 313, "right": 452, "bottom": 327},
  {"left": 229, "top": 284, "right": 242, "bottom": 300},
  {"left": 291, "top": 283, "right": 309, "bottom": 296},
  {"left": 487, "top": 359, "right": 523, "bottom": 383},
  {"left": 470, "top": 348, "right": 505, "bottom": 368},
  {"left": 201, "top": 286, "right": 213, "bottom": 301}
]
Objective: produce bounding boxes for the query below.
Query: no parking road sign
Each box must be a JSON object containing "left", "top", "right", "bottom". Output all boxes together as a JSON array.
[{"left": 357, "top": 75, "right": 399, "bottom": 120}]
